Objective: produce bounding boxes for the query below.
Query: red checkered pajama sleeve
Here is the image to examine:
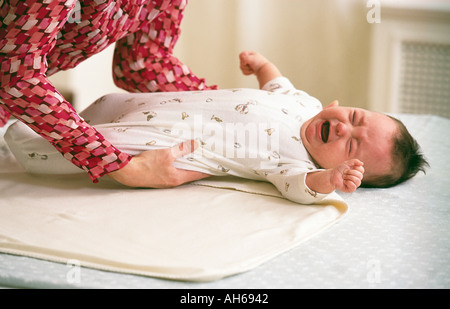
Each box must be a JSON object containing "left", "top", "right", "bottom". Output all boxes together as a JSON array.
[{"left": 0, "top": 0, "right": 131, "bottom": 182}]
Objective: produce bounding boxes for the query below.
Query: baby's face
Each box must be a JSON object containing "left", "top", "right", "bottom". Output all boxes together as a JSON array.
[{"left": 300, "top": 103, "right": 398, "bottom": 180}]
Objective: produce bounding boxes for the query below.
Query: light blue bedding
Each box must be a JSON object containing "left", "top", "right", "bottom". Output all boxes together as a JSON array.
[{"left": 1, "top": 114, "right": 449, "bottom": 289}]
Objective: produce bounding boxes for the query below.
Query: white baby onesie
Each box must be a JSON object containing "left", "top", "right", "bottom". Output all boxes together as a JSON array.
[{"left": 6, "top": 77, "right": 329, "bottom": 204}]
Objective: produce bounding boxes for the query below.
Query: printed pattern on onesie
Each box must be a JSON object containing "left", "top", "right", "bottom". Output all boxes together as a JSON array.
[{"left": 81, "top": 77, "right": 327, "bottom": 203}]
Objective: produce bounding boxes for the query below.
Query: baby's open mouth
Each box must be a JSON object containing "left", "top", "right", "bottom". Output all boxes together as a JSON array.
[{"left": 321, "top": 121, "right": 330, "bottom": 143}]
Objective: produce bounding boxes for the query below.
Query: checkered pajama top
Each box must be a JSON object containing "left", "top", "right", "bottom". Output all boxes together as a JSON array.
[{"left": 0, "top": 0, "right": 216, "bottom": 182}]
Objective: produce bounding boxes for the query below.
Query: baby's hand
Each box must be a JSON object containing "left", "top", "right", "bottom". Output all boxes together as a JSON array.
[
  {"left": 239, "top": 51, "right": 269, "bottom": 76},
  {"left": 330, "top": 159, "right": 365, "bottom": 193}
]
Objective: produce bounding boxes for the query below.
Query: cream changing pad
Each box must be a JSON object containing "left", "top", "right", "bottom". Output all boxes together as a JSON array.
[{"left": 0, "top": 124, "right": 348, "bottom": 282}]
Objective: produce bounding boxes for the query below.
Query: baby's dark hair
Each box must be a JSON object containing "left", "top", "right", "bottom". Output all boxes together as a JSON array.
[{"left": 361, "top": 116, "right": 429, "bottom": 188}]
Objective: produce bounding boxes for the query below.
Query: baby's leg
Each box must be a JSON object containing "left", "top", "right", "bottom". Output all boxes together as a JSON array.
[
  {"left": 79, "top": 92, "right": 174, "bottom": 125},
  {"left": 79, "top": 93, "right": 145, "bottom": 125},
  {"left": 5, "top": 121, "right": 83, "bottom": 175}
]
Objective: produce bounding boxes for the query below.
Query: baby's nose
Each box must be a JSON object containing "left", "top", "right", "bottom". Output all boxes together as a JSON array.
[{"left": 336, "top": 122, "right": 349, "bottom": 137}]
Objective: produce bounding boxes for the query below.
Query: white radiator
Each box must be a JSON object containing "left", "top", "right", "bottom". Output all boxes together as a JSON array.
[{"left": 368, "top": 2, "right": 450, "bottom": 118}]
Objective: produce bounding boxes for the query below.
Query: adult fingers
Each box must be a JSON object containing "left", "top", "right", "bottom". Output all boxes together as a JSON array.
[
  {"left": 166, "top": 140, "right": 211, "bottom": 186},
  {"left": 170, "top": 168, "right": 211, "bottom": 187},
  {"left": 170, "top": 140, "right": 199, "bottom": 160}
]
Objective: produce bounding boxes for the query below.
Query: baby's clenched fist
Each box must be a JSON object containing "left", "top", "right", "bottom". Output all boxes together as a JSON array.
[{"left": 330, "top": 159, "right": 365, "bottom": 193}]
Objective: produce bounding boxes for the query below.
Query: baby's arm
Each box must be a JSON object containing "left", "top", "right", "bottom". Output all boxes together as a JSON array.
[
  {"left": 306, "top": 159, "right": 365, "bottom": 194},
  {"left": 239, "top": 51, "right": 282, "bottom": 89}
]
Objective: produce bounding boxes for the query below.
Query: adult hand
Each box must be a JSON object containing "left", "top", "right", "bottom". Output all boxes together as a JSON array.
[{"left": 107, "top": 140, "right": 210, "bottom": 188}]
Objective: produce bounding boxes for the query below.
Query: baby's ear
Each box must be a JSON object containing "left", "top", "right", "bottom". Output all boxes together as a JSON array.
[{"left": 324, "top": 100, "right": 339, "bottom": 109}]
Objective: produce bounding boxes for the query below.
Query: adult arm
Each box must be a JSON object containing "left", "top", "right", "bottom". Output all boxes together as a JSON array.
[
  {"left": 0, "top": 1, "right": 210, "bottom": 187},
  {"left": 108, "top": 140, "right": 210, "bottom": 188},
  {"left": 0, "top": 0, "right": 131, "bottom": 182},
  {"left": 108, "top": 1, "right": 215, "bottom": 186}
]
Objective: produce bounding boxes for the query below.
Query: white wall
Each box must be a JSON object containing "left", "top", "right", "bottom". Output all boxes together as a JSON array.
[{"left": 176, "top": 0, "right": 372, "bottom": 109}]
